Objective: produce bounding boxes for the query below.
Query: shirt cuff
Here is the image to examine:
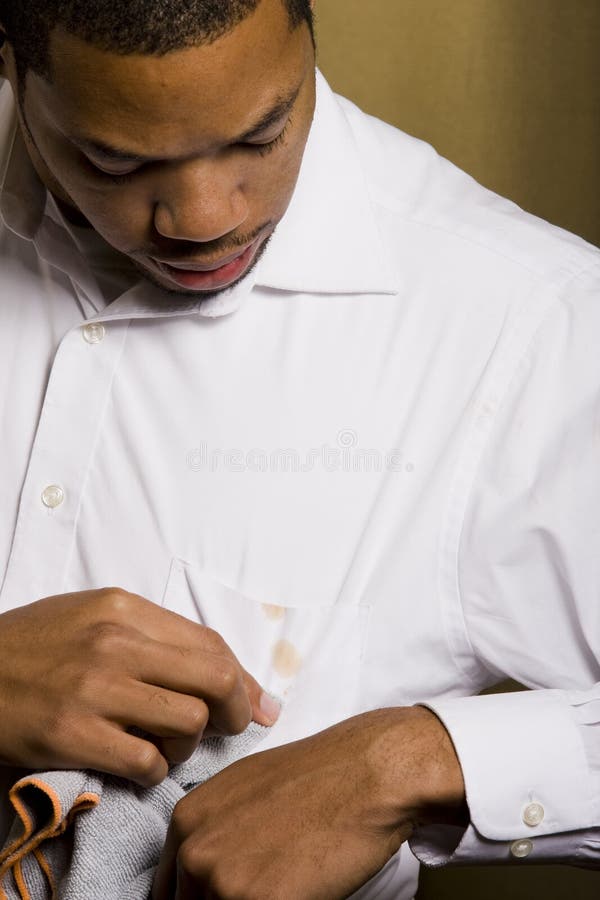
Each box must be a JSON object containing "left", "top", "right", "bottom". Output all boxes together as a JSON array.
[{"left": 409, "top": 689, "right": 598, "bottom": 866}]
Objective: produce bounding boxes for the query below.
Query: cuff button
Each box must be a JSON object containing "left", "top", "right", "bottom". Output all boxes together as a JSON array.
[
  {"left": 523, "top": 802, "right": 545, "bottom": 827},
  {"left": 510, "top": 839, "right": 533, "bottom": 859}
]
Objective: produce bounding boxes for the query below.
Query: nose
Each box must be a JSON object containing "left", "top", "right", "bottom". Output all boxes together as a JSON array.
[{"left": 153, "top": 158, "right": 249, "bottom": 243}]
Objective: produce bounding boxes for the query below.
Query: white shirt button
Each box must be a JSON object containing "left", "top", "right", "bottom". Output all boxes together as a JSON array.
[
  {"left": 510, "top": 839, "right": 533, "bottom": 859},
  {"left": 82, "top": 323, "right": 106, "bottom": 344},
  {"left": 41, "top": 484, "right": 65, "bottom": 509},
  {"left": 523, "top": 802, "right": 545, "bottom": 827}
]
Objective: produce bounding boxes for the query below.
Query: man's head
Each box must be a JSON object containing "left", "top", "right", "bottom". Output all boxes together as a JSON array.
[
  {"left": 0, "top": 0, "right": 316, "bottom": 295},
  {"left": 0, "top": 0, "right": 314, "bottom": 94}
]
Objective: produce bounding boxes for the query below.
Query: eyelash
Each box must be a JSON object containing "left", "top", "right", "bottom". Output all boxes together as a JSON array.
[
  {"left": 86, "top": 118, "right": 292, "bottom": 184},
  {"left": 252, "top": 118, "right": 292, "bottom": 156},
  {"left": 104, "top": 171, "right": 137, "bottom": 186},
  {"left": 85, "top": 158, "right": 138, "bottom": 186}
]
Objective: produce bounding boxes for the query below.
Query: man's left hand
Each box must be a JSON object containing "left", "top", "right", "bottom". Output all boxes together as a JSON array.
[{"left": 152, "top": 706, "right": 467, "bottom": 900}]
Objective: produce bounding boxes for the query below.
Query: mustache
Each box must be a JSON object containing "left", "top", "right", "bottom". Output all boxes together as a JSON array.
[{"left": 140, "top": 222, "right": 272, "bottom": 262}]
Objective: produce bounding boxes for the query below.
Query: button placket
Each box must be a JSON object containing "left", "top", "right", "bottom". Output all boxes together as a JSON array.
[{"left": 0, "top": 320, "right": 129, "bottom": 612}]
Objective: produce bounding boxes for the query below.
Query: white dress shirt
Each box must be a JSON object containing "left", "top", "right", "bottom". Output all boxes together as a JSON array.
[{"left": 0, "top": 70, "right": 599, "bottom": 898}]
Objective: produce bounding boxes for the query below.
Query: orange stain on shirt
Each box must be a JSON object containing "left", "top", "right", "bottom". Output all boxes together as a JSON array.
[
  {"left": 272, "top": 639, "right": 302, "bottom": 678},
  {"left": 262, "top": 603, "right": 286, "bottom": 621}
]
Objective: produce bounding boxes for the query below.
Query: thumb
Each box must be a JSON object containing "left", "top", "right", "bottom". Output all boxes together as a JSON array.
[{"left": 243, "top": 669, "right": 281, "bottom": 727}]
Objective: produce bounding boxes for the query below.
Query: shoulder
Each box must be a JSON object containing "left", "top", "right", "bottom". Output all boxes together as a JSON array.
[{"left": 333, "top": 89, "right": 600, "bottom": 296}]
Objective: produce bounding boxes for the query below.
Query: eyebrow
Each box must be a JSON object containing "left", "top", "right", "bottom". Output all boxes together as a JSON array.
[
  {"left": 72, "top": 83, "right": 303, "bottom": 164},
  {"left": 236, "top": 84, "right": 301, "bottom": 142}
]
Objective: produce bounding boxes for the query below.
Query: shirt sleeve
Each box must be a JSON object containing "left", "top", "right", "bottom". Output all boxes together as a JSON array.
[{"left": 411, "top": 259, "right": 600, "bottom": 867}]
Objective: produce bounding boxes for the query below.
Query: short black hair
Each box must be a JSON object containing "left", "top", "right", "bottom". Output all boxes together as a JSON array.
[{"left": 0, "top": 0, "right": 314, "bottom": 90}]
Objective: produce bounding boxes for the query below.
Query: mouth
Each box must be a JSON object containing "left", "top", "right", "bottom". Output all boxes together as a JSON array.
[{"left": 149, "top": 236, "right": 264, "bottom": 292}]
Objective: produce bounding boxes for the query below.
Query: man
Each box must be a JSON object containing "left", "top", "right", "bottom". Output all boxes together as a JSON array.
[{"left": 0, "top": 0, "right": 598, "bottom": 897}]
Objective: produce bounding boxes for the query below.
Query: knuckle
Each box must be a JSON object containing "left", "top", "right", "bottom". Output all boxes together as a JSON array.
[
  {"left": 177, "top": 837, "right": 199, "bottom": 873},
  {"left": 179, "top": 700, "right": 209, "bottom": 738},
  {"left": 202, "top": 627, "right": 228, "bottom": 654},
  {"left": 171, "top": 797, "right": 196, "bottom": 841},
  {"left": 95, "top": 586, "right": 137, "bottom": 617},
  {"left": 213, "top": 658, "right": 241, "bottom": 698},
  {"left": 229, "top": 709, "right": 251, "bottom": 735},
  {"left": 127, "top": 742, "right": 163, "bottom": 782},
  {"left": 177, "top": 838, "right": 223, "bottom": 888}
]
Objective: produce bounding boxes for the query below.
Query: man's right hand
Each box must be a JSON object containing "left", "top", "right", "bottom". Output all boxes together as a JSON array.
[{"left": 0, "top": 588, "right": 279, "bottom": 786}]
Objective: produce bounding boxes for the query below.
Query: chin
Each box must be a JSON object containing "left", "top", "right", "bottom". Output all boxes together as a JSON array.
[{"left": 136, "top": 267, "right": 248, "bottom": 301}]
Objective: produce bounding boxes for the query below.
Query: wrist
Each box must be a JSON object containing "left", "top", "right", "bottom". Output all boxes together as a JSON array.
[{"left": 365, "top": 706, "right": 468, "bottom": 831}]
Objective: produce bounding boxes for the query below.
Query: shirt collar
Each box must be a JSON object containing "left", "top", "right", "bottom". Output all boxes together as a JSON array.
[{"left": 255, "top": 70, "right": 397, "bottom": 296}]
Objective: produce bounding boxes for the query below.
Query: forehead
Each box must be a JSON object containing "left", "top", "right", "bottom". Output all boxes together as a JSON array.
[{"left": 30, "top": 0, "right": 310, "bottom": 156}]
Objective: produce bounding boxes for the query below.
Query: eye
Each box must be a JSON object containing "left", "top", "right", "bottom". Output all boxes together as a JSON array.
[
  {"left": 85, "top": 157, "right": 143, "bottom": 184},
  {"left": 246, "top": 119, "right": 292, "bottom": 157}
]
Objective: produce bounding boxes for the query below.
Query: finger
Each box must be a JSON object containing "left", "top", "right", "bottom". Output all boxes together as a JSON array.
[
  {"left": 89, "top": 681, "right": 210, "bottom": 765},
  {"left": 133, "top": 639, "right": 254, "bottom": 736},
  {"left": 157, "top": 736, "right": 200, "bottom": 766},
  {"left": 174, "top": 867, "right": 205, "bottom": 900},
  {"left": 76, "top": 617, "right": 251, "bottom": 735},
  {"left": 153, "top": 836, "right": 210, "bottom": 900},
  {"left": 88, "top": 673, "right": 208, "bottom": 733},
  {"left": 91, "top": 593, "right": 276, "bottom": 733},
  {"left": 62, "top": 718, "right": 169, "bottom": 787},
  {"left": 152, "top": 819, "right": 180, "bottom": 900},
  {"left": 96, "top": 592, "right": 277, "bottom": 730},
  {"left": 241, "top": 669, "right": 281, "bottom": 727}
]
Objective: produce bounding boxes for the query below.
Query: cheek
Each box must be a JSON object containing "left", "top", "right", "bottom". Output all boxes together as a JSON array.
[
  {"left": 74, "top": 186, "right": 152, "bottom": 249},
  {"left": 28, "top": 132, "right": 154, "bottom": 250},
  {"left": 54, "top": 184, "right": 151, "bottom": 253},
  {"left": 248, "top": 139, "right": 308, "bottom": 220}
]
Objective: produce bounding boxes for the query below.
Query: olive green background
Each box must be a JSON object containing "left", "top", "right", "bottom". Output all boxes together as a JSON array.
[{"left": 315, "top": 1, "right": 599, "bottom": 897}]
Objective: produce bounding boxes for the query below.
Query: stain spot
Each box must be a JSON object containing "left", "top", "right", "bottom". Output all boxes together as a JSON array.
[
  {"left": 272, "top": 639, "right": 302, "bottom": 678},
  {"left": 262, "top": 603, "right": 286, "bottom": 621}
]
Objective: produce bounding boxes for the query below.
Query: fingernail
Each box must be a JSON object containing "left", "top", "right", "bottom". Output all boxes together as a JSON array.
[{"left": 259, "top": 692, "right": 281, "bottom": 724}]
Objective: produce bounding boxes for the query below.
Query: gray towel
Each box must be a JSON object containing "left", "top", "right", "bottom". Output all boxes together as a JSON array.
[{"left": 0, "top": 723, "right": 269, "bottom": 900}]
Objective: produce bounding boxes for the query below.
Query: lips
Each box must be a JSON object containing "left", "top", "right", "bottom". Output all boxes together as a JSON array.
[
  {"left": 157, "top": 244, "right": 252, "bottom": 273},
  {"left": 151, "top": 237, "right": 262, "bottom": 292}
]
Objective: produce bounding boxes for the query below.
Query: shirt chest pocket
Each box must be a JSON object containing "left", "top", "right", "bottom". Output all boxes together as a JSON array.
[{"left": 161, "top": 558, "right": 372, "bottom": 748}]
